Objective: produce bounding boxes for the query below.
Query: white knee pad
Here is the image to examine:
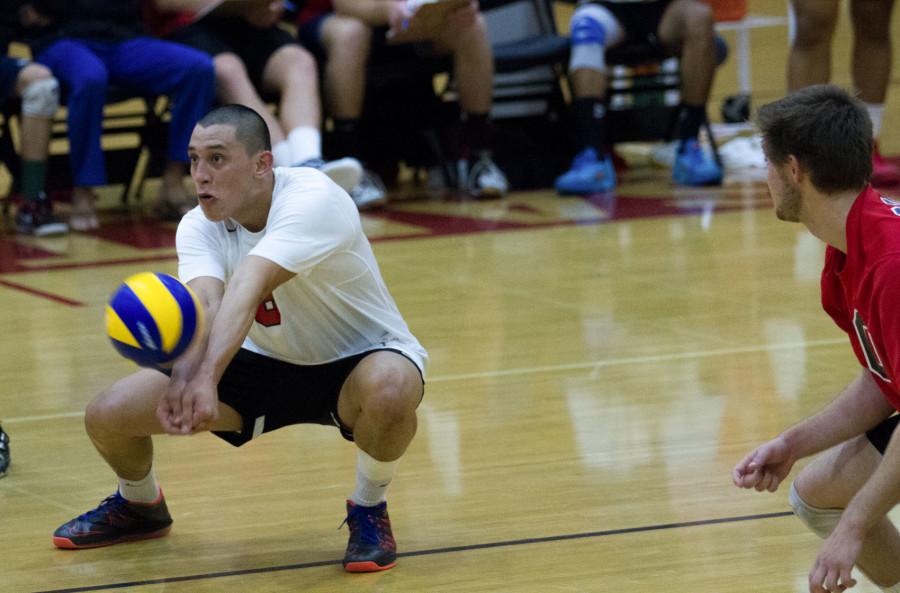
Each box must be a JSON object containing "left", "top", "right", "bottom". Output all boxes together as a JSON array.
[
  {"left": 789, "top": 481, "right": 842, "bottom": 539},
  {"left": 21, "top": 77, "right": 60, "bottom": 118},
  {"left": 568, "top": 4, "right": 624, "bottom": 73}
]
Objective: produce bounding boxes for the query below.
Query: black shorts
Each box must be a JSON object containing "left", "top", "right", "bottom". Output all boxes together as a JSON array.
[
  {"left": 169, "top": 19, "right": 298, "bottom": 89},
  {"left": 211, "top": 347, "right": 424, "bottom": 447},
  {"left": 0, "top": 56, "right": 27, "bottom": 100},
  {"left": 866, "top": 414, "right": 900, "bottom": 454},
  {"left": 588, "top": 0, "right": 675, "bottom": 46}
]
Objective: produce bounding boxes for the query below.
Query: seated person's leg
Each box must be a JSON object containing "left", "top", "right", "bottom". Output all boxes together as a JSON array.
[
  {"left": 37, "top": 40, "right": 110, "bottom": 231},
  {"left": 165, "top": 23, "right": 290, "bottom": 165},
  {"left": 658, "top": 0, "right": 722, "bottom": 186},
  {"left": 788, "top": 0, "right": 839, "bottom": 91},
  {"left": 9, "top": 60, "right": 67, "bottom": 235},
  {"left": 850, "top": 0, "right": 899, "bottom": 186},
  {"left": 433, "top": 6, "right": 509, "bottom": 198},
  {"left": 107, "top": 37, "right": 216, "bottom": 218},
  {"left": 306, "top": 13, "right": 385, "bottom": 209},
  {"left": 555, "top": 3, "right": 623, "bottom": 195},
  {"left": 240, "top": 24, "right": 361, "bottom": 192}
]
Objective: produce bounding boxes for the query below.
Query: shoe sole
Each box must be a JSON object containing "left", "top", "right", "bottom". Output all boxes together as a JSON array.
[
  {"left": 343, "top": 559, "right": 397, "bottom": 573},
  {"left": 53, "top": 525, "right": 172, "bottom": 550}
]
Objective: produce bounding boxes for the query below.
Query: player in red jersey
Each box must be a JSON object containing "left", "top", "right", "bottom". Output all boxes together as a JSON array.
[{"left": 733, "top": 85, "right": 900, "bottom": 593}]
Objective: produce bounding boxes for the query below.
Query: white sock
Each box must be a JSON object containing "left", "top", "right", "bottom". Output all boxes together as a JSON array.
[
  {"left": 287, "top": 127, "right": 321, "bottom": 165},
  {"left": 119, "top": 466, "right": 161, "bottom": 503},
  {"left": 272, "top": 140, "right": 292, "bottom": 167},
  {"left": 351, "top": 450, "right": 399, "bottom": 507},
  {"left": 866, "top": 102, "right": 885, "bottom": 140}
]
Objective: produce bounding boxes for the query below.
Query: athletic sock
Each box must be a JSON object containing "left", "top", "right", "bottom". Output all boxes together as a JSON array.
[
  {"left": 287, "top": 126, "right": 322, "bottom": 165},
  {"left": 21, "top": 159, "right": 47, "bottom": 202},
  {"left": 865, "top": 102, "right": 885, "bottom": 140},
  {"left": 119, "top": 467, "right": 161, "bottom": 504},
  {"left": 572, "top": 96, "right": 606, "bottom": 154},
  {"left": 272, "top": 140, "right": 293, "bottom": 167},
  {"left": 350, "top": 450, "right": 398, "bottom": 507}
]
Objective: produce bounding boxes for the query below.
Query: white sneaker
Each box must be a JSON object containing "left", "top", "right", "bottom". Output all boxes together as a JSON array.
[
  {"left": 296, "top": 157, "right": 363, "bottom": 193},
  {"left": 351, "top": 170, "right": 388, "bottom": 211},
  {"left": 463, "top": 154, "right": 509, "bottom": 198},
  {"left": 718, "top": 135, "right": 767, "bottom": 170}
]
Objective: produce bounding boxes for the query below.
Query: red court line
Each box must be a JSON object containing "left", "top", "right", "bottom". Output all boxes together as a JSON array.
[{"left": 0, "top": 278, "right": 85, "bottom": 307}]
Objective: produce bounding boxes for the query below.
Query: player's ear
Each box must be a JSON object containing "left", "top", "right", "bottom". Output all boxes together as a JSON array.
[
  {"left": 255, "top": 150, "right": 274, "bottom": 177},
  {"left": 786, "top": 154, "right": 804, "bottom": 184}
]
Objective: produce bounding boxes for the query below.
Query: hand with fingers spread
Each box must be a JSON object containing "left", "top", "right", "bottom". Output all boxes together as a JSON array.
[
  {"left": 733, "top": 435, "right": 796, "bottom": 492},
  {"left": 808, "top": 523, "right": 863, "bottom": 593}
]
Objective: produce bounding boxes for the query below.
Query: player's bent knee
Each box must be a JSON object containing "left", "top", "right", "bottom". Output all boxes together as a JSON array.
[
  {"left": 569, "top": 6, "right": 616, "bottom": 72},
  {"left": 789, "top": 481, "right": 842, "bottom": 539},
  {"left": 21, "top": 78, "right": 60, "bottom": 118}
]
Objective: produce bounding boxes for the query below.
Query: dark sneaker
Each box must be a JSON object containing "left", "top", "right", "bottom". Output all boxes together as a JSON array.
[
  {"left": 53, "top": 491, "right": 173, "bottom": 549},
  {"left": 342, "top": 500, "right": 397, "bottom": 572},
  {"left": 0, "top": 424, "right": 9, "bottom": 478},
  {"left": 16, "top": 195, "right": 69, "bottom": 236}
]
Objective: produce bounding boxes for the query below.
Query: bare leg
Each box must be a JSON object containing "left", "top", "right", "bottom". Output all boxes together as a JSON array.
[
  {"left": 260, "top": 44, "right": 320, "bottom": 133},
  {"left": 434, "top": 12, "right": 493, "bottom": 114},
  {"left": 337, "top": 351, "right": 422, "bottom": 461},
  {"left": 658, "top": 0, "right": 717, "bottom": 106},
  {"left": 795, "top": 435, "right": 900, "bottom": 588},
  {"left": 85, "top": 369, "right": 242, "bottom": 480},
  {"left": 788, "top": 0, "right": 839, "bottom": 91},
  {"left": 850, "top": 0, "right": 896, "bottom": 103},
  {"left": 320, "top": 15, "right": 370, "bottom": 119},
  {"left": 213, "top": 52, "right": 286, "bottom": 144},
  {"left": 15, "top": 64, "right": 54, "bottom": 162}
]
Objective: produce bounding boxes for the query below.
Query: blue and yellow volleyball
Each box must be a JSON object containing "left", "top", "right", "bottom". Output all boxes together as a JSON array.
[{"left": 105, "top": 272, "right": 204, "bottom": 368}]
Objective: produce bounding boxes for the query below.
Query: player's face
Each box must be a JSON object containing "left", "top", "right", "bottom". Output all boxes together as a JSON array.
[
  {"left": 188, "top": 124, "right": 259, "bottom": 223},
  {"left": 767, "top": 160, "right": 802, "bottom": 222}
]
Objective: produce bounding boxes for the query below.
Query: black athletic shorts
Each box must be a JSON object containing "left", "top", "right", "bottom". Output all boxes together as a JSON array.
[
  {"left": 866, "top": 414, "right": 900, "bottom": 454},
  {"left": 211, "top": 347, "right": 424, "bottom": 447},
  {"left": 586, "top": 0, "right": 675, "bottom": 46},
  {"left": 169, "top": 19, "right": 298, "bottom": 89}
]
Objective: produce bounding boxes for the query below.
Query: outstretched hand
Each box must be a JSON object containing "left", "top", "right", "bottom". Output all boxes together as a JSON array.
[
  {"left": 732, "top": 436, "right": 795, "bottom": 492},
  {"left": 808, "top": 524, "right": 863, "bottom": 593}
]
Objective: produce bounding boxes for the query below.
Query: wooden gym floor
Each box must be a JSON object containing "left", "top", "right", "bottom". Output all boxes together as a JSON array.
[{"left": 4, "top": 1, "right": 900, "bottom": 591}]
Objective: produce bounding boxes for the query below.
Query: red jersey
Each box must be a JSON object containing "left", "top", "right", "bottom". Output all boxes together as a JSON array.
[
  {"left": 296, "top": 0, "right": 334, "bottom": 25},
  {"left": 821, "top": 185, "right": 900, "bottom": 410}
]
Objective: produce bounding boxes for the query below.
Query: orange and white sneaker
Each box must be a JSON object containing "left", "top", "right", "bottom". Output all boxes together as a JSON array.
[
  {"left": 52, "top": 491, "right": 172, "bottom": 549},
  {"left": 341, "top": 500, "right": 397, "bottom": 572}
]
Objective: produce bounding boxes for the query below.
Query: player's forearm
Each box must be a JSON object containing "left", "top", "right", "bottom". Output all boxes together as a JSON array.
[
  {"left": 783, "top": 370, "right": 894, "bottom": 459},
  {"left": 196, "top": 283, "right": 256, "bottom": 385},
  {"left": 333, "top": 0, "right": 393, "bottom": 26}
]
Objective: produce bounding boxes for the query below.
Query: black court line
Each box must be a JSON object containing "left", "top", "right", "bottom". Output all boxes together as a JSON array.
[{"left": 34, "top": 511, "right": 793, "bottom": 593}]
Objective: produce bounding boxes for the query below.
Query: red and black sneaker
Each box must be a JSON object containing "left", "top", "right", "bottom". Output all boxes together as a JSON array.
[
  {"left": 341, "top": 500, "right": 397, "bottom": 572},
  {"left": 53, "top": 491, "right": 173, "bottom": 549}
]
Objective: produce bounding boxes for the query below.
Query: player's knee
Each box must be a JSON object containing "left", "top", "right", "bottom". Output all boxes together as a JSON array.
[
  {"left": 214, "top": 53, "right": 250, "bottom": 87},
  {"left": 569, "top": 7, "right": 612, "bottom": 72},
  {"left": 683, "top": 1, "right": 715, "bottom": 38},
  {"left": 789, "top": 480, "right": 842, "bottom": 539},
  {"left": 330, "top": 17, "right": 371, "bottom": 56},
  {"left": 21, "top": 77, "right": 59, "bottom": 117}
]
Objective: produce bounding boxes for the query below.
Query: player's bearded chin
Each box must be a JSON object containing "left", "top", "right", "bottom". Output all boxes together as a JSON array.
[{"left": 775, "top": 174, "right": 802, "bottom": 222}]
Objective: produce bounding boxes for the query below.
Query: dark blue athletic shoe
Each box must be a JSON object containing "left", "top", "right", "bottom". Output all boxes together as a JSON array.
[
  {"left": 0, "top": 424, "right": 9, "bottom": 477},
  {"left": 342, "top": 500, "right": 397, "bottom": 572},
  {"left": 53, "top": 491, "right": 172, "bottom": 549}
]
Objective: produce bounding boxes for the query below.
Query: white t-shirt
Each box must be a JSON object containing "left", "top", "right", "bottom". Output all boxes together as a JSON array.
[{"left": 176, "top": 167, "right": 428, "bottom": 376}]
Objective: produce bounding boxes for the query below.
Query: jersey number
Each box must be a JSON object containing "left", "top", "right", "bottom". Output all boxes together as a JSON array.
[
  {"left": 853, "top": 309, "right": 890, "bottom": 382},
  {"left": 255, "top": 293, "right": 282, "bottom": 327}
]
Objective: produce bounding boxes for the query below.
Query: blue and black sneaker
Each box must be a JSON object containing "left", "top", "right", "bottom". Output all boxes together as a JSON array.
[
  {"left": 0, "top": 424, "right": 9, "bottom": 477},
  {"left": 342, "top": 500, "right": 397, "bottom": 572},
  {"left": 555, "top": 148, "right": 616, "bottom": 195},
  {"left": 672, "top": 138, "right": 723, "bottom": 186},
  {"left": 53, "top": 491, "right": 173, "bottom": 549}
]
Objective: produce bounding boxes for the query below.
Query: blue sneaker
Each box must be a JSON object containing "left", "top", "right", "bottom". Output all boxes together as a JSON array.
[
  {"left": 672, "top": 139, "right": 723, "bottom": 186},
  {"left": 53, "top": 491, "right": 173, "bottom": 549},
  {"left": 342, "top": 500, "right": 397, "bottom": 572},
  {"left": 555, "top": 148, "right": 616, "bottom": 195}
]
